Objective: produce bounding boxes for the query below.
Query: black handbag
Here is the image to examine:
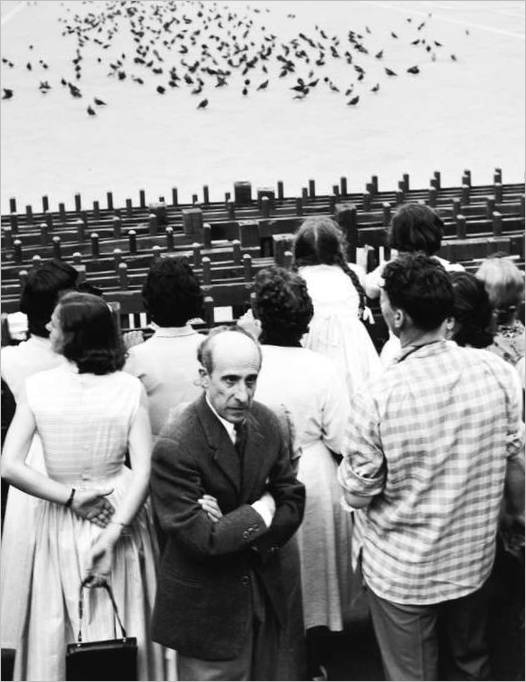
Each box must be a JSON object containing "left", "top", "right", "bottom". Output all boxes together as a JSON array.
[{"left": 66, "top": 578, "right": 137, "bottom": 681}]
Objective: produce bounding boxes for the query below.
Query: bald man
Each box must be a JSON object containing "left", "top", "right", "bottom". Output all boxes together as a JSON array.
[{"left": 150, "top": 326, "right": 306, "bottom": 681}]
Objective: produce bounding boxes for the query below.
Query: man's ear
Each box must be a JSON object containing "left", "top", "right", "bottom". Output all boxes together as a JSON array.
[
  {"left": 392, "top": 306, "right": 405, "bottom": 331},
  {"left": 198, "top": 366, "right": 210, "bottom": 389}
]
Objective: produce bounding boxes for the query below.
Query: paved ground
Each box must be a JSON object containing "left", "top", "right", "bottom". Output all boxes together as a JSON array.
[{"left": 1, "top": 1, "right": 524, "bottom": 211}]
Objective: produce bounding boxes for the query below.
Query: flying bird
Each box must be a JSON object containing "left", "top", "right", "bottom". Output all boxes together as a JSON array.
[
  {"left": 450, "top": 54, "right": 457, "bottom": 61},
  {"left": 87, "top": 105, "right": 96, "bottom": 116},
  {"left": 197, "top": 98, "right": 208, "bottom": 109},
  {"left": 371, "top": 83, "right": 380, "bottom": 92},
  {"left": 391, "top": 32, "right": 398, "bottom": 38},
  {"left": 156, "top": 85, "right": 166, "bottom": 94},
  {"left": 347, "top": 95, "right": 359, "bottom": 105},
  {"left": 256, "top": 80, "right": 268, "bottom": 90},
  {"left": 2, "top": 88, "right": 13, "bottom": 99},
  {"left": 385, "top": 67, "right": 397, "bottom": 76},
  {"left": 375, "top": 50, "right": 383, "bottom": 59},
  {"left": 94, "top": 97, "right": 106, "bottom": 105},
  {"left": 407, "top": 65, "right": 420, "bottom": 74}
]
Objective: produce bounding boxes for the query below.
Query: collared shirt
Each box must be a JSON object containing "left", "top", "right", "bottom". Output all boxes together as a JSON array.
[
  {"left": 203, "top": 395, "right": 274, "bottom": 528},
  {"left": 1, "top": 335, "right": 64, "bottom": 401},
  {"left": 205, "top": 394, "right": 236, "bottom": 444},
  {"left": 124, "top": 325, "right": 203, "bottom": 436},
  {"left": 149, "top": 322, "right": 199, "bottom": 338},
  {"left": 338, "top": 340, "right": 524, "bottom": 605}
]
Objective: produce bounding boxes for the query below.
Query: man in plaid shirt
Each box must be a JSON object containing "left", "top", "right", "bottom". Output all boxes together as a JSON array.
[{"left": 338, "top": 253, "right": 524, "bottom": 680}]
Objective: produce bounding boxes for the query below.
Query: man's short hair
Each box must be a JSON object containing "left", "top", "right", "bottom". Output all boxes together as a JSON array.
[
  {"left": 197, "top": 325, "right": 262, "bottom": 374},
  {"left": 382, "top": 253, "right": 454, "bottom": 331},
  {"left": 142, "top": 257, "right": 203, "bottom": 327},
  {"left": 20, "top": 260, "right": 78, "bottom": 338},
  {"left": 387, "top": 203, "right": 444, "bottom": 255}
]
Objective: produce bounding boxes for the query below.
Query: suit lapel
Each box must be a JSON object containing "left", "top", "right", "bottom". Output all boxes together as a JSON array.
[{"left": 195, "top": 394, "right": 240, "bottom": 494}]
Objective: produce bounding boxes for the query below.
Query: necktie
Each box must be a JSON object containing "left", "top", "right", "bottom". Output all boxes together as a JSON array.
[
  {"left": 234, "top": 421, "right": 246, "bottom": 489},
  {"left": 234, "top": 421, "right": 246, "bottom": 459}
]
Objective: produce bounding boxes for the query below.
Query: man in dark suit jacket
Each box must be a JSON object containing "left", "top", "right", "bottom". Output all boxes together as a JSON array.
[{"left": 150, "top": 326, "right": 306, "bottom": 681}]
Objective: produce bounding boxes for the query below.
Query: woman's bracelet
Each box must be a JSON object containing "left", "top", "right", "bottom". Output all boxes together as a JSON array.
[{"left": 64, "top": 488, "right": 76, "bottom": 508}]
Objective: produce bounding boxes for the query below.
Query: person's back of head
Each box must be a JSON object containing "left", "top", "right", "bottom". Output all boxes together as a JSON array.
[
  {"left": 449, "top": 272, "right": 494, "bottom": 348},
  {"left": 19, "top": 260, "right": 78, "bottom": 338},
  {"left": 142, "top": 256, "right": 203, "bottom": 327},
  {"left": 293, "top": 216, "right": 366, "bottom": 312},
  {"left": 388, "top": 203, "right": 444, "bottom": 255},
  {"left": 254, "top": 265, "right": 314, "bottom": 347},
  {"left": 293, "top": 217, "right": 345, "bottom": 268},
  {"left": 382, "top": 253, "right": 454, "bottom": 332},
  {"left": 53, "top": 291, "right": 125, "bottom": 374},
  {"left": 476, "top": 257, "right": 524, "bottom": 325}
]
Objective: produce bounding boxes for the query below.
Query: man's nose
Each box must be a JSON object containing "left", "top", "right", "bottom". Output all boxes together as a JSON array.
[{"left": 234, "top": 383, "right": 249, "bottom": 403}]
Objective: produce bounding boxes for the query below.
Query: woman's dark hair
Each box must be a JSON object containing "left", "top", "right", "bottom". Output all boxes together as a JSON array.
[
  {"left": 142, "top": 257, "right": 203, "bottom": 327},
  {"left": 450, "top": 272, "right": 494, "bottom": 348},
  {"left": 387, "top": 203, "right": 444, "bottom": 255},
  {"left": 383, "top": 253, "right": 454, "bottom": 331},
  {"left": 20, "top": 260, "right": 78, "bottom": 338},
  {"left": 56, "top": 292, "right": 125, "bottom": 374},
  {"left": 254, "top": 265, "right": 314, "bottom": 346},
  {"left": 292, "top": 217, "right": 366, "bottom": 315}
]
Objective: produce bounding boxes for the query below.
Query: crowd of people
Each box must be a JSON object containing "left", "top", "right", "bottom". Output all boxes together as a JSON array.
[{"left": 0, "top": 204, "right": 524, "bottom": 682}]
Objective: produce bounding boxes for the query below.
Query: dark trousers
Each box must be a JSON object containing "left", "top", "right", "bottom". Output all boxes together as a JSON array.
[
  {"left": 177, "top": 572, "right": 280, "bottom": 681},
  {"left": 366, "top": 579, "right": 492, "bottom": 681}
]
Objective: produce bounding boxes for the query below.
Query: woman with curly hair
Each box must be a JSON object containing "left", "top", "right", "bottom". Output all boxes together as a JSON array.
[
  {"left": 293, "top": 217, "right": 381, "bottom": 398},
  {"left": 1, "top": 292, "right": 164, "bottom": 681},
  {"left": 253, "top": 265, "right": 354, "bottom": 680}
]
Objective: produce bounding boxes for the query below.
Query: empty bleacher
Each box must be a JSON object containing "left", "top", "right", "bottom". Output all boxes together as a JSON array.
[{"left": 2, "top": 169, "right": 524, "bottom": 348}]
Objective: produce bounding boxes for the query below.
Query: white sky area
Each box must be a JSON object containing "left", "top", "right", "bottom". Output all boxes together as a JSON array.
[{"left": 1, "top": 0, "right": 524, "bottom": 213}]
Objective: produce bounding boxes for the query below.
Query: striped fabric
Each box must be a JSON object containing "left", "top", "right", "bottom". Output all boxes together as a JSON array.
[{"left": 338, "top": 340, "right": 524, "bottom": 605}]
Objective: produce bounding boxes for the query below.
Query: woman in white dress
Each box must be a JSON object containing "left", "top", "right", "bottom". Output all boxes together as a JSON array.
[
  {"left": 1, "top": 260, "right": 77, "bottom": 665},
  {"left": 292, "top": 217, "right": 381, "bottom": 399},
  {"left": 1, "top": 292, "right": 164, "bottom": 681},
  {"left": 252, "top": 265, "right": 353, "bottom": 680},
  {"left": 365, "top": 203, "right": 464, "bottom": 365}
]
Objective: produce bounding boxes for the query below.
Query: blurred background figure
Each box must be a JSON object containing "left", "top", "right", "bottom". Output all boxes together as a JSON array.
[
  {"left": 1, "top": 292, "right": 164, "bottom": 681},
  {"left": 447, "top": 271, "right": 494, "bottom": 349},
  {"left": 293, "top": 217, "right": 381, "bottom": 399},
  {"left": 476, "top": 257, "right": 525, "bottom": 372},
  {"left": 253, "top": 265, "right": 353, "bottom": 681},
  {"left": 124, "top": 257, "right": 204, "bottom": 439}
]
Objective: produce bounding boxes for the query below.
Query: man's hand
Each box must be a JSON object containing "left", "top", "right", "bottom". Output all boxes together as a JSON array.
[
  {"left": 71, "top": 488, "right": 115, "bottom": 528},
  {"left": 251, "top": 490, "right": 276, "bottom": 527},
  {"left": 198, "top": 494, "right": 223, "bottom": 522}
]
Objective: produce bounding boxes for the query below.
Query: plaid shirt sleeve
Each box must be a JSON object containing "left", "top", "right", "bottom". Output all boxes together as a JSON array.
[{"left": 338, "top": 391, "right": 386, "bottom": 499}]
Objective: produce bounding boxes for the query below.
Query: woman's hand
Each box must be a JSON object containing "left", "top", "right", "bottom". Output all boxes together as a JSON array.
[
  {"left": 198, "top": 494, "right": 223, "bottom": 522},
  {"left": 71, "top": 488, "right": 115, "bottom": 528},
  {"left": 84, "top": 532, "right": 118, "bottom": 587},
  {"left": 122, "top": 330, "right": 144, "bottom": 350}
]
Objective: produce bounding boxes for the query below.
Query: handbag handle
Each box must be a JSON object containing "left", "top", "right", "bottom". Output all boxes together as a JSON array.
[{"left": 76, "top": 577, "right": 128, "bottom": 644}]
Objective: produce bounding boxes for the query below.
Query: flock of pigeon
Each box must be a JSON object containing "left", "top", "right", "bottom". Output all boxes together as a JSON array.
[{"left": 1, "top": 0, "right": 469, "bottom": 114}]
